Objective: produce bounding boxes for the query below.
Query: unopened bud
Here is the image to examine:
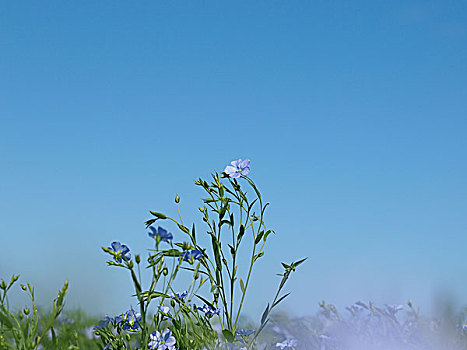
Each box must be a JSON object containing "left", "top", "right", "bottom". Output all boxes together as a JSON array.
[
  {"left": 135, "top": 254, "right": 141, "bottom": 264},
  {"left": 175, "top": 195, "right": 180, "bottom": 203},
  {"left": 21, "top": 284, "right": 27, "bottom": 291},
  {"left": 0, "top": 279, "right": 6, "bottom": 290},
  {"left": 126, "top": 334, "right": 131, "bottom": 341},
  {"left": 23, "top": 307, "right": 30, "bottom": 315},
  {"left": 163, "top": 267, "right": 168, "bottom": 276},
  {"left": 171, "top": 299, "right": 175, "bottom": 308},
  {"left": 34, "top": 336, "right": 41, "bottom": 347}
]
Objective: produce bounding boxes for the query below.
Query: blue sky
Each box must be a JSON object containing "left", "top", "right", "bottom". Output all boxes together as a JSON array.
[{"left": 1, "top": 1, "right": 466, "bottom": 319}]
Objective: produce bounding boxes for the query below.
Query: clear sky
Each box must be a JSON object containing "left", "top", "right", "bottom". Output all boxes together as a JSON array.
[{"left": 1, "top": 1, "right": 466, "bottom": 319}]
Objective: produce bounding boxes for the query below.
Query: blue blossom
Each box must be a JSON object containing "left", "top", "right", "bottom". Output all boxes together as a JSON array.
[
  {"left": 94, "top": 315, "right": 114, "bottom": 330},
  {"left": 224, "top": 159, "right": 250, "bottom": 178},
  {"left": 148, "top": 328, "right": 177, "bottom": 350},
  {"left": 182, "top": 249, "right": 203, "bottom": 263},
  {"left": 170, "top": 290, "right": 188, "bottom": 300},
  {"left": 109, "top": 241, "right": 131, "bottom": 263},
  {"left": 158, "top": 305, "right": 172, "bottom": 320},
  {"left": 148, "top": 226, "right": 173, "bottom": 243},
  {"left": 197, "top": 304, "right": 220, "bottom": 317},
  {"left": 276, "top": 338, "right": 297, "bottom": 349},
  {"left": 235, "top": 328, "right": 254, "bottom": 338},
  {"left": 120, "top": 309, "right": 142, "bottom": 332}
]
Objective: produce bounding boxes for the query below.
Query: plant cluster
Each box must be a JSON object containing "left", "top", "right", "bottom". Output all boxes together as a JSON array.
[
  {"left": 95, "top": 159, "right": 305, "bottom": 350},
  {"left": 0, "top": 275, "right": 68, "bottom": 349},
  {"left": 1, "top": 159, "right": 305, "bottom": 350}
]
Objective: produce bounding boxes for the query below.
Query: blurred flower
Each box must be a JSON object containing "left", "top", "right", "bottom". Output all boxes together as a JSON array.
[
  {"left": 57, "top": 314, "right": 74, "bottom": 325},
  {"left": 276, "top": 338, "right": 297, "bottom": 349},
  {"left": 148, "top": 226, "right": 173, "bottom": 243},
  {"left": 235, "top": 328, "right": 254, "bottom": 338},
  {"left": 224, "top": 159, "right": 250, "bottom": 178},
  {"left": 94, "top": 315, "right": 114, "bottom": 330},
  {"left": 83, "top": 326, "right": 99, "bottom": 340},
  {"left": 148, "top": 328, "right": 177, "bottom": 350},
  {"left": 385, "top": 304, "right": 404, "bottom": 315},
  {"left": 109, "top": 241, "right": 131, "bottom": 262},
  {"left": 197, "top": 304, "right": 220, "bottom": 317}
]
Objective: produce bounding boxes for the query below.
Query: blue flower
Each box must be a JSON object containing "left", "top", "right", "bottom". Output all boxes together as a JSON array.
[
  {"left": 109, "top": 241, "right": 131, "bottom": 263},
  {"left": 148, "top": 226, "right": 173, "bottom": 243},
  {"left": 148, "top": 329, "right": 177, "bottom": 350},
  {"left": 197, "top": 304, "right": 220, "bottom": 317},
  {"left": 276, "top": 338, "right": 297, "bottom": 349},
  {"left": 224, "top": 159, "right": 250, "bottom": 178},
  {"left": 170, "top": 290, "right": 188, "bottom": 300},
  {"left": 182, "top": 249, "right": 203, "bottom": 263},
  {"left": 94, "top": 315, "right": 114, "bottom": 330},
  {"left": 235, "top": 328, "right": 254, "bottom": 338},
  {"left": 158, "top": 305, "right": 172, "bottom": 320},
  {"left": 118, "top": 309, "right": 141, "bottom": 332}
]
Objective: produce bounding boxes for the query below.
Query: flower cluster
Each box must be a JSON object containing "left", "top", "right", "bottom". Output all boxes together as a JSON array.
[
  {"left": 95, "top": 309, "right": 142, "bottom": 332},
  {"left": 197, "top": 304, "right": 220, "bottom": 317}
]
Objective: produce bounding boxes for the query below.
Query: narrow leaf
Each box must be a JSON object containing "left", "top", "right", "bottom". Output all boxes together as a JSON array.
[
  {"left": 261, "top": 303, "right": 269, "bottom": 324},
  {"left": 272, "top": 292, "right": 291, "bottom": 308}
]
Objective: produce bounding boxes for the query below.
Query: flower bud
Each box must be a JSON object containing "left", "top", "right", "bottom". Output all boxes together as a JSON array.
[
  {"left": 135, "top": 254, "right": 141, "bottom": 264},
  {"left": 23, "top": 307, "right": 30, "bottom": 315},
  {"left": 175, "top": 195, "right": 180, "bottom": 203},
  {"left": 0, "top": 279, "right": 6, "bottom": 290},
  {"left": 163, "top": 267, "right": 168, "bottom": 276},
  {"left": 21, "top": 284, "right": 27, "bottom": 291},
  {"left": 171, "top": 299, "right": 175, "bottom": 308},
  {"left": 34, "top": 336, "right": 41, "bottom": 347},
  {"left": 126, "top": 334, "right": 131, "bottom": 341}
]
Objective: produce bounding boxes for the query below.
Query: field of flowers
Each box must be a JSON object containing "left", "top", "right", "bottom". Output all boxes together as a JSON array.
[{"left": 1, "top": 160, "right": 466, "bottom": 350}]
